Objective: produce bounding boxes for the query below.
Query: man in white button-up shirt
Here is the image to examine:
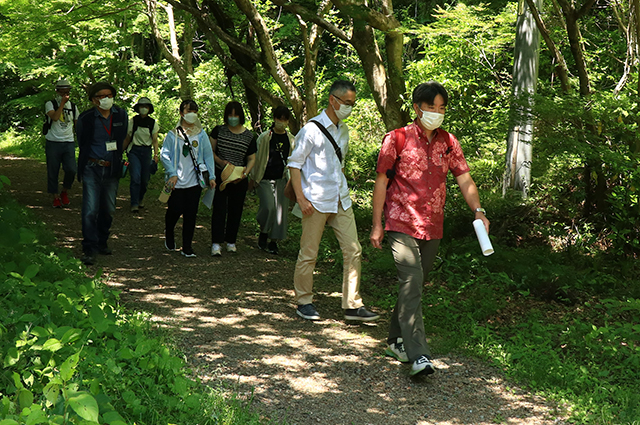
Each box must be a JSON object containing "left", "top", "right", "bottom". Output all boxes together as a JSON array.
[{"left": 288, "top": 80, "right": 379, "bottom": 322}]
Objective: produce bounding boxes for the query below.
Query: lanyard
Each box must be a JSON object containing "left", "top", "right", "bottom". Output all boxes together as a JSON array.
[{"left": 101, "top": 114, "right": 113, "bottom": 137}]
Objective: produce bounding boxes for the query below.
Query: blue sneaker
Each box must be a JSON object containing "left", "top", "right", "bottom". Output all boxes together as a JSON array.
[{"left": 297, "top": 304, "right": 321, "bottom": 321}]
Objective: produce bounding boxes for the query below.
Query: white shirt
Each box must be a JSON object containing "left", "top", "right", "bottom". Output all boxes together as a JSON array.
[
  {"left": 45, "top": 100, "right": 80, "bottom": 142},
  {"left": 127, "top": 117, "right": 159, "bottom": 148},
  {"left": 287, "top": 110, "right": 352, "bottom": 213}
]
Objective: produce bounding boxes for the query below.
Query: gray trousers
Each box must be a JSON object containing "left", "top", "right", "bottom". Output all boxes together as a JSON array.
[
  {"left": 256, "top": 179, "right": 289, "bottom": 240},
  {"left": 387, "top": 231, "right": 441, "bottom": 362}
]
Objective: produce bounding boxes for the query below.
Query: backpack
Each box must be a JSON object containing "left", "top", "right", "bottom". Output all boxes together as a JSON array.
[
  {"left": 385, "top": 126, "right": 455, "bottom": 184},
  {"left": 131, "top": 115, "right": 156, "bottom": 139},
  {"left": 43, "top": 99, "right": 76, "bottom": 136}
]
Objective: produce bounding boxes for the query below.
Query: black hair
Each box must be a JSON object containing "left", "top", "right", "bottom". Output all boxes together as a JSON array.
[
  {"left": 273, "top": 105, "right": 291, "bottom": 121},
  {"left": 412, "top": 81, "right": 448, "bottom": 107},
  {"left": 329, "top": 80, "right": 356, "bottom": 99},
  {"left": 179, "top": 99, "right": 199, "bottom": 114},
  {"left": 224, "top": 101, "right": 245, "bottom": 125},
  {"left": 88, "top": 81, "right": 116, "bottom": 99}
]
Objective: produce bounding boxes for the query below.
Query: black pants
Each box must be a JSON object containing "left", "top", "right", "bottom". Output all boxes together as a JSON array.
[
  {"left": 165, "top": 185, "right": 202, "bottom": 251},
  {"left": 211, "top": 177, "right": 248, "bottom": 244}
]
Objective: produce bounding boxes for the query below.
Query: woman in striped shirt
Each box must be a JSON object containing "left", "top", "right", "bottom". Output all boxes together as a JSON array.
[{"left": 209, "top": 101, "right": 257, "bottom": 256}]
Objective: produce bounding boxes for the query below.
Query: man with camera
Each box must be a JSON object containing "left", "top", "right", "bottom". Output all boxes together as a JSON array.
[{"left": 44, "top": 79, "right": 80, "bottom": 208}]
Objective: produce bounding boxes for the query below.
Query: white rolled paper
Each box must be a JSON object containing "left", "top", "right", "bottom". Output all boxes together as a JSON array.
[{"left": 473, "top": 219, "right": 494, "bottom": 256}]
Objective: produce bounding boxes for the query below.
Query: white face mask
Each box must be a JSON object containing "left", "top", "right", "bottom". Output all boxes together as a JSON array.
[
  {"left": 139, "top": 107, "right": 149, "bottom": 115},
  {"left": 274, "top": 120, "right": 287, "bottom": 132},
  {"left": 183, "top": 112, "right": 198, "bottom": 124},
  {"left": 99, "top": 97, "right": 114, "bottom": 110},
  {"left": 420, "top": 110, "right": 444, "bottom": 130},
  {"left": 334, "top": 103, "right": 353, "bottom": 121}
]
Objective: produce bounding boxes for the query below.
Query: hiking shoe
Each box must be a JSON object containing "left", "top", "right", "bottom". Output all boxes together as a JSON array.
[
  {"left": 165, "top": 239, "right": 177, "bottom": 252},
  {"left": 139, "top": 202, "right": 145, "bottom": 209},
  {"left": 266, "top": 240, "right": 279, "bottom": 255},
  {"left": 410, "top": 355, "right": 435, "bottom": 376},
  {"left": 53, "top": 198, "right": 62, "bottom": 208},
  {"left": 98, "top": 245, "right": 113, "bottom": 255},
  {"left": 211, "top": 243, "right": 222, "bottom": 256},
  {"left": 297, "top": 304, "right": 321, "bottom": 321},
  {"left": 226, "top": 243, "right": 237, "bottom": 253},
  {"left": 81, "top": 253, "right": 95, "bottom": 266},
  {"left": 60, "top": 191, "right": 70, "bottom": 206},
  {"left": 385, "top": 338, "right": 409, "bottom": 363},
  {"left": 181, "top": 248, "right": 197, "bottom": 258},
  {"left": 131, "top": 205, "right": 139, "bottom": 212},
  {"left": 258, "top": 232, "right": 268, "bottom": 250},
  {"left": 344, "top": 306, "right": 380, "bottom": 322}
]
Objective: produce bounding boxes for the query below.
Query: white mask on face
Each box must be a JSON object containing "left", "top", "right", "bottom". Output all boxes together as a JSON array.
[
  {"left": 183, "top": 112, "right": 198, "bottom": 124},
  {"left": 99, "top": 97, "right": 114, "bottom": 110},
  {"left": 420, "top": 110, "right": 444, "bottom": 130},
  {"left": 334, "top": 103, "right": 353, "bottom": 121},
  {"left": 139, "top": 107, "right": 149, "bottom": 115}
]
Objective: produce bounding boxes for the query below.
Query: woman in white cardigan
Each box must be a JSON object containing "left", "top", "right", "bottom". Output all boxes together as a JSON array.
[{"left": 249, "top": 106, "right": 295, "bottom": 255}]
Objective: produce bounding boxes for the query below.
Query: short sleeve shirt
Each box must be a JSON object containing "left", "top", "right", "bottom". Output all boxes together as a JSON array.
[
  {"left": 376, "top": 121, "right": 470, "bottom": 240},
  {"left": 210, "top": 125, "right": 257, "bottom": 168},
  {"left": 45, "top": 100, "right": 80, "bottom": 142},
  {"left": 127, "top": 117, "right": 159, "bottom": 147}
]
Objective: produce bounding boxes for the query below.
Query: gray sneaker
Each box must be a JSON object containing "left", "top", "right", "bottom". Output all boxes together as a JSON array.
[
  {"left": 385, "top": 338, "right": 409, "bottom": 363},
  {"left": 297, "top": 304, "right": 321, "bottom": 320},
  {"left": 344, "top": 306, "right": 380, "bottom": 321},
  {"left": 410, "top": 355, "right": 435, "bottom": 376}
]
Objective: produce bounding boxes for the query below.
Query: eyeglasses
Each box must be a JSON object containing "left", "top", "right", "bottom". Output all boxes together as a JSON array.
[
  {"left": 94, "top": 93, "right": 114, "bottom": 100},
  {"left": 333, "top": 95, "right": 356, "bottom": 107}
]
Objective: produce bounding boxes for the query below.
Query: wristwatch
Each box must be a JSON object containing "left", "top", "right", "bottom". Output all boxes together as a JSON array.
[{"left": 475, "top": 207, "right": 486, "bottom": 215}]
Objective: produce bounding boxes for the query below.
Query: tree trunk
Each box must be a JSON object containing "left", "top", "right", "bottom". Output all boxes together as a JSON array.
[{"left": 503, "top": 0, "right": 541, "bottom": 199}]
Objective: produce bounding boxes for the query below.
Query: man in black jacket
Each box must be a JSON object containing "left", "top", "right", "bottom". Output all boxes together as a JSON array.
[{"left": 76, "top": 82, "right": 128, "bottom": 265}]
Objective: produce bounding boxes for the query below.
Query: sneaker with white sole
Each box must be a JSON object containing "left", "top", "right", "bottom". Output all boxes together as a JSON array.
[
  {"left": 385, "top": 338, "right": 409, "bottom": 363},
  {"left": 410, "top": 355, "right": 435, "bottom": 376},
  {"left": 226, "top": 243, "right": 237, "bottom": 253},
  {"left": 296, "top": 304, "right": 321, "bottom": 320},
  {"left": 344, "top": 306, "right": 380, "bottom": 321},
  {"left": 181, "top": 248, "right": 197, "bottom": 258},
  {"left": 211, "top": 243, "right": 222, "bottom": 256}
]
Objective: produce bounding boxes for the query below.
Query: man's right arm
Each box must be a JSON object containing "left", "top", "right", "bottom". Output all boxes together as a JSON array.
[
  {"left": 46, "top": 96, "right": 68, "bottom": 122},
  {"left": 370, "top": 172, "right": 389, "bottom": 249},
  {"left": 289, "top": 167, "right": 313, "bottom": 215}
]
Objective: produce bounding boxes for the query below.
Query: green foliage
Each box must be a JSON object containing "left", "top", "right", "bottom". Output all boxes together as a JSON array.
[{"left": 0, "top": 195, "right": 265, "bottom": 425}]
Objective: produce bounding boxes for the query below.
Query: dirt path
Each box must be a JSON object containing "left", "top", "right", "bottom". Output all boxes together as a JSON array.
[{"left": 1, "top": 153, "right": 566, "bottom": 425}]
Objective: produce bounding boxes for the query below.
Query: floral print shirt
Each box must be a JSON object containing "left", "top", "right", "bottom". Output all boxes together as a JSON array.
[{"left": 376, "top": 120, "right": 470, "bottom": 240}]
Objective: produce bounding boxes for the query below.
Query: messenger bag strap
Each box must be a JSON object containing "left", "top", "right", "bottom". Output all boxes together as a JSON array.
[{"left": 309, "top": 120, "right": 343, "bottom": 163}]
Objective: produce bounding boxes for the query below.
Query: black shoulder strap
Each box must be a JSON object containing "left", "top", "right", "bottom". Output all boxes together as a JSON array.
[
  {"left": 309, "top": 120, "right": 342, "bottom": 163},
  {"left": 68, "top": 101, "right": 76, "bottom": 121},
  {"left": 132, "top": 115, "right": 140, "bottom": 138}
]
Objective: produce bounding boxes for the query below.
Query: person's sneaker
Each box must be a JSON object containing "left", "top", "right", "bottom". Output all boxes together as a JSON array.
[
  {"left": 53, "top": 198, "right": 62, "bottom": 208},
  {"left": 131, "top": 205, "right": 139, "bottom": 212},
  {"left": 60, "top": 191, "right": 70, "bottom": 206},
  {"left": 98, "top": 245, "right": 113, "bottom": 255},
  {"left": 410, "top": 355, "right": 435, "bottom": 376},
  {"left": 267, "top": 240, "right": 279, "bottom": 255},
  {"left": 226, "top": 243, "right": 237, "bottom": 253},
  {"left": 139, "top": 201, "right": 145, "bottom": 209},
  {"left": 181, "top": 248, "right": 197, "bottom": 258},
  {"left": 81, "top": 253, "right": 95, "bottom": 265},
  {"left": 296, "top": 304, "right": 321, "bottom": 321},
  {"left": 385, "top": 338, "right": 409, "bottom": 363},
  {"left": 165, "top": 239, "right": 177, "bottom": 252},
  {"left": 258, "top": 232, "right": 268, "bottom": 250},
  {"left": 211, "top": 243, "right": 222, "bottom": 256},
  {"left": 344, "top": 306, "right": 380, "bottom": 321}
]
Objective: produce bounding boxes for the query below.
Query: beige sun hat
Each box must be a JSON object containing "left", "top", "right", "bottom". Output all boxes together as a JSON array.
[{"left": 219, "top": 163, "right": 244, "bottom": 191}]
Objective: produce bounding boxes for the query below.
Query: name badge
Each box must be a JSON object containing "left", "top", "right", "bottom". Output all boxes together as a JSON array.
[{"left": 106, "top": 141, "right": 117, "bottom": 152}]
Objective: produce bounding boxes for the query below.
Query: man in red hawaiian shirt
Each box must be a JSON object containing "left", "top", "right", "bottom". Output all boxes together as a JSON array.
[{"left": 370, "top": 81, "right": 490, "bottom": 376}]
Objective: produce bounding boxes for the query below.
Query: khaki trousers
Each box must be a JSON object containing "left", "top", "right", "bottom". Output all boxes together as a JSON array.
[
  {"left": 387, "top": 231, "right": 441, "bottom": 362},
  {"left": 294, "top": 205, "right": 364, "bottom": 309}
]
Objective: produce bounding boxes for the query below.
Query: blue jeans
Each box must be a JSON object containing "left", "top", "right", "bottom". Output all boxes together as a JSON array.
[
  {"left": 45, "top": 141, "right": 76, "bottom": 194},
  {"left": 81, "top": 163, "right": 119, "bottom": 254},
  {"left": 128, "top": 145, "right": 152, "bottom": 207}
]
